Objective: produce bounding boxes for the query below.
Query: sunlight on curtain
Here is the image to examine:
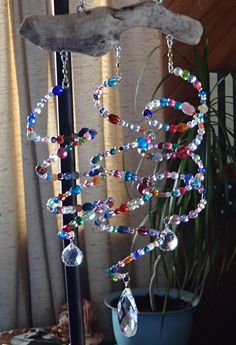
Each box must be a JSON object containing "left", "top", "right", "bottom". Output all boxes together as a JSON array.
[
  {"left": 0, "top": 0, "right": 28, "bottom": 329},
  {"left": 0, "top": 0, "right": 65, "bottom": 331}
]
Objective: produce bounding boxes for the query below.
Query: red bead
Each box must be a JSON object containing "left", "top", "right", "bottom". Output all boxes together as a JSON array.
[
  {"left": 108, "top": 114, "right": 120, "bottom": 125},
  {"left": 176, "top": 146, "right": 190, "bottom": 159},
  {"left": 72, "top": 141, "right": 78, "bottom": 147},
  {"left": 137, "top": 183, "right": 149, "bottom": 195},
  {"left": 58, "top": 193, "right": 67, "bottom": 201},
  {"left": 179, "top": 187, "right": 187, "bottom": 195},
  {"left": 114, "top": 208, "right": 121, "bottom": 214},
  {"left": 108, "top": 200, "right": 114, "bottom": 208},
  {"left": 62, "top": 224, "right": 73, "bottom": 233},
  {"left": 168, "top": 125, "right": 177, "bottom": 133},
  {"left": 138, "top": 226, "right": 150, "bottom": 236},
  {"left": 56, "top": 135, "right": 65, "bottom": 144},
  {"left": 57, "top": 147, "right": 68, "bottom": 159},
  {"left": 164, "top": 142, "right": 172, "bottom": 150},
  {"left": 170, "top": 152, "right": 176, "bottom": 158},
  {"left": 119, "top": 204, "right": 129, "bottom": 212}
]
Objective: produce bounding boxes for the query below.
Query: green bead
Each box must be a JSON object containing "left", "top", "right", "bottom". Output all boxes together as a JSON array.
[
  {"left": 79, "top": 137, "right": 87, "bottom": 144},
  {"left": 143, "top": 194, "right": 151, "bottom": 201},
  {"left": 172, "top": 143, "right": 179, "bottom": 150},
  {"left": 171, "top": 190, "right": 179, "bottom": 197},
  {"left": 182, "top": 70, "right": 190, "bottom": 80},
  {"left": 66, "top": 144, "right": 73, "bottom": 151},
  {"left": 75, "top": 216, "right": 84, "bottom": 225}
]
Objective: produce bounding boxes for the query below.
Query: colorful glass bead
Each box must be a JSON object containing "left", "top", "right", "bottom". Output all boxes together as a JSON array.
[
  {"left": 52, "top": 85, "right": 64, "bottom": 96},
  {"left": 57, "top": 147, "right": 68, "bottom": 159},
  {"left": 176, "top": 146, "right": 190, "bottom": 159},
  {"left": 35, "top": 164, "right": 47, "bottom": 176},
  {"left": 70, "top": 185, "right": 82, "bottom": 195},
  {"left": 107, "top": 76, "right": 119, "bottom": 87},
  {"left": 108, "top": 114, "right": 120, "bottom": 124},
  {"left": 182, "top": 102, "right": 195, "bottom": 115},
  {"left": 143, "top": 109, "right": 153, "bottom": 118}
]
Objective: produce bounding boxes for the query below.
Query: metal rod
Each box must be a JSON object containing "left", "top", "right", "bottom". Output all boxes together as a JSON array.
[{"left": 53, "top": 1, "right": 85, "bottom": 345}]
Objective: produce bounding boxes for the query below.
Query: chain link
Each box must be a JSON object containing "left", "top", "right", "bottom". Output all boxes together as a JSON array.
[
  {"left": 114, "top": 46, "right": 122, "bottom": 80},
  {"left": 60, "top": 50, "right": 70, "bottom": 89},
  {"left": 166, "top": 34, "right": 174, "bottom": 74},
  {"left": 77, "top": 0, "right": 86, "bottom": 13}
]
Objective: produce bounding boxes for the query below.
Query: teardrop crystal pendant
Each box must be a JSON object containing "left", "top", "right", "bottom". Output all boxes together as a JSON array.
[
  {"left": 61, "top": 242, "right": 83, "bottom": 266},
  {"left": 117, "top": 287, "right": 138, "bottom": 337}
]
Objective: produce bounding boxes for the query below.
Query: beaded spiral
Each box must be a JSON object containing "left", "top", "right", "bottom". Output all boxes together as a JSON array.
[{"left": 26, "top": 59, "right": 207, "bottom": 283}]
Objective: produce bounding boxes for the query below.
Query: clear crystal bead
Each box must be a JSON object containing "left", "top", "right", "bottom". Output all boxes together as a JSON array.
[
  {"left": 117, "top": 288, "right": 138, "bottom": 337},
  {"left": 61, "top": 243, "right": 83, "bottom": 266}
]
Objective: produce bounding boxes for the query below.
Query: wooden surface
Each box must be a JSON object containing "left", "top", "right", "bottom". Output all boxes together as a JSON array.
[{"left": 163, "top": 0, "right": 236, "bottom": 71}]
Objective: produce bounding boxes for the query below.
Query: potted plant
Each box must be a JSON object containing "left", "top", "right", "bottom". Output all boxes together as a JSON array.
[{"left": 105, "top": 38, "right": 236, "bottom": 345}]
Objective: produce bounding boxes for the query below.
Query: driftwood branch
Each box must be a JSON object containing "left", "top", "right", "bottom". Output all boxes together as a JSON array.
[{"left": 19, "top": 1, "right": 203, "bottom": 57}]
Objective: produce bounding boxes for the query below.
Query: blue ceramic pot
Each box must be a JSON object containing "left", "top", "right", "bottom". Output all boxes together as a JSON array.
[{"left": 104, "top": 288, "right": 199, "bottom": 345}]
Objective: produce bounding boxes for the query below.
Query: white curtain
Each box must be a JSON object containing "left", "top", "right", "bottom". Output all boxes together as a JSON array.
[{"left": 0, "top": 0, "right": 163, "bottom": 340}]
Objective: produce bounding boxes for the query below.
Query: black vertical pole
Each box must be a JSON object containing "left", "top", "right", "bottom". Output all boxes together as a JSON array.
[{"left": 53, "top": 1, "right": 85, "bottom": 345}]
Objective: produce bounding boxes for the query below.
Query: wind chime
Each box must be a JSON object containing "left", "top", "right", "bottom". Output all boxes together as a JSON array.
[{"left": 20, "top": 0, "right": 206, "bottom": 339}]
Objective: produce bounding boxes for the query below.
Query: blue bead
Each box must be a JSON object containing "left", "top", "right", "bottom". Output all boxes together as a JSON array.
[
  {"left": 64, "top": 173, "right": 72, "bottom": 180},
  {"left": 160, "top": 98, "right": 169, "bottom": 106},
  {"left": 137, "top": 137, "right": 147, "bottom": 149},
  {"left": 99, "top": 107, "right": 105, "bottom": 114},
  {"left": 27, "top": 113, "right": 36, "bottom": 126},
  {"left": 118, "top": 226, "right": 129, "bottom": 234},
  {"left": 94, "top": 219, "right": 102, "bottom": 226},
  {"left": 107, "top": 77, "right": 119, "bottom": 87},
  {"left": 46, "top": 173, "right": 53, "bottom": 181},
  {"left": 184, "top": 173, "right": 193, "bottom": 184},
  {"left": 70, "top": 185, "right": 82, "bottom": 195},
  {"left": 149, "top": 229, "right": 158, "bottom": 236},
  {"left": 180, "top": 215, "right": 189, "bottom": 222},
  {"left": 175, "top": 102, "right": 183, "bottom": 110},
  {"left": 53, "top": 197, "right": 60, "bottom": 203},
  {"left": 198, "top": 168, "right": 206, "bottom": 173},
  {"left": 82, "top": 202, "right": 94, "bottom": 211},
  {"left": 110, "top": 265, "right": 117, "bottom": 273},
  {"left": 191, "top": 178, "right": 201, "bottom": 189},
  {"left": 57, "top": 231, "right": 67, "bottom": 240},
  {"left": 71, "top": 171, "right": 80, "bottom": 179},
  {"left": 52, "top": 85, "right": 64, "bottom": 96},
  {"left": 199, "top": 90, "right": 207, "bottom": 97},
  {"left": 162, "top": 123, "right": 170, "bottom": 132},
  {"left": 125, "top": 171, "right": 133, "bottom": 181},
  {"left": 78, "top": 128, "right": 89, "bottom": 136},
  {"left": 143, "top": 109, "right": 153, "bottom": 118},
  {"left": 198, "top": 113, "right": 205, "bottom": 122},
  {"left": 110, "top": 148, "right": 116, "bottom": 155},
  {"left": 144, "top": 246, "right": 151, "bottom": 253},
  {"left": 89, "top": 129, "right": 97, "bottom": 139},
  {"left": 131, "top": 250, "right": 141, "bottom": 260}
]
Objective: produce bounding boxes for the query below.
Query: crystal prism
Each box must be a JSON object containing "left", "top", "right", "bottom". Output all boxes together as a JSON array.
[
  {"left": 117, "top": 287, "right": 138, "bottom": 337},
  {"left": 61, "top": 243, "right": 83, "bottom": 266}
]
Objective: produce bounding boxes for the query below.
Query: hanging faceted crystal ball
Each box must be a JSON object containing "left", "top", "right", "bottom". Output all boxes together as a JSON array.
[
  {"left": 61, "top": 242, "right": 83, "bottom": 266},
  {"left": 117, "top": 287, "right": 138, "bottom": 337},
  {"left": 159, "top": 230, "right": 178, "bottom": 251}
]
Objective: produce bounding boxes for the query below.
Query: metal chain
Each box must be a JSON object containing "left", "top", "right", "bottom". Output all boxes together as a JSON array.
[
  {"left": 77, "top": 0, "right": 86, "bottom": 13},
  {"left": 166, "top": 34, "right": 174, "bottom": 74},
  {"left": 114, "top": 46, "right": 122, "bottom": 80},
  {"left": 60, "top": 50, "right": 70, "bottom": 89}
]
